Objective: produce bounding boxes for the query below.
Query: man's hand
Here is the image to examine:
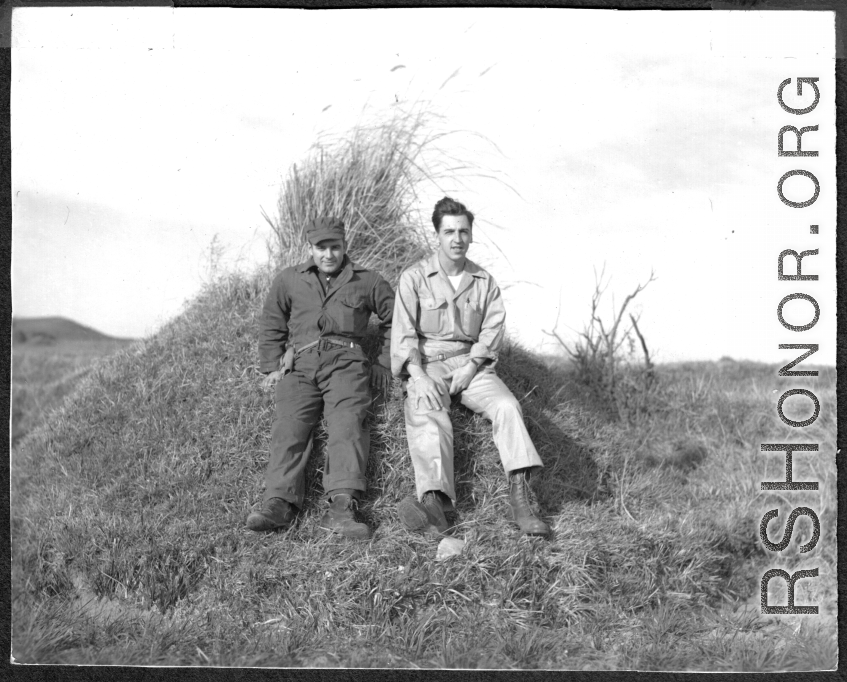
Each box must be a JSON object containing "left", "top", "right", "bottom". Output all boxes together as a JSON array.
[
  {"left": 370, "top": 364, "right": 393, "bottom": 394},
  {"left": 281, "top": 347, "right": 295, "bottom": 375},
  {"left": 411, "top": 373, "right": 448, "bottom": 412},
  {"left": 261, "top": 370, "right": 282, "bottom": 390},
  {"left": 443, "top": 361, "right": 478, "bottom": 395}
]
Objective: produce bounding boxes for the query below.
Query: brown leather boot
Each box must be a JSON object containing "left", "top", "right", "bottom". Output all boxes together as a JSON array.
[
  {"left": 319, "top": 493, "right": 372, "bottom": 540},
  {"left": 246, "top": 497, "right": 296, "bottom": 532},
  {"left": 509, "top": 469, "right": 550, "bottom": 536},
  {"left": 398, "top": 491, "right": 449, "bottom": 537}
]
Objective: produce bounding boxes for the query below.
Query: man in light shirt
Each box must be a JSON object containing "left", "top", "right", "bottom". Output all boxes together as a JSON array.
[{"left": 390, "top": 197, "right": 549, "bottom": 538}]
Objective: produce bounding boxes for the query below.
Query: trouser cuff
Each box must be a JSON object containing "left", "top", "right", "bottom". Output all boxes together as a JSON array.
[
  {"left": 416, "top": 482, "right": 456, "bottom": 510},
  {"left": 504, "top": 462, "right": 544, "bottom": 476},
  {"left": 322, "top": 477, "right": 367, "bottom": 500},
  {"left": 263, "top": 490, "right": 303, "bottom": 509},
  {"left": 327, "top": 487, "right": 361, "bottom": 501}
]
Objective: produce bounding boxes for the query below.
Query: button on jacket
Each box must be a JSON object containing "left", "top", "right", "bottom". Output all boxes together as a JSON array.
[
  {"left": 390, "top": 252, "right": 506, "bottom": 377},
  {"left": 260, "top": 256, "right": 395, "bottom": 373}
]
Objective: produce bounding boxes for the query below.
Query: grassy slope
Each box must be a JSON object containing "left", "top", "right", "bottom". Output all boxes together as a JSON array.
[
  {"left": 11, "top": 338, "right": 134, "bottom": 447},
  {"left": 11, "top": 270, "right": 837, "bottom": 670}
]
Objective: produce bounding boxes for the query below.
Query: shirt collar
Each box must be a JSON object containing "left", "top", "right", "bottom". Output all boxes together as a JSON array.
[{"left": 424, "top": 251, "right": 486, "bottom": 279}]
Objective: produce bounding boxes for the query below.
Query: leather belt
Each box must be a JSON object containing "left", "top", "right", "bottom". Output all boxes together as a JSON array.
[
  {"left": 295, "top": 336, "right": 362, "bottom": 357},
  {"left": 421, "top": 347, "right": 471, "bottom": 364}
]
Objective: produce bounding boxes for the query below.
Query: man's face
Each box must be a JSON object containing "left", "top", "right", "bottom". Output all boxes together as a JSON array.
[
  {"left": 436, "top": 214, "right": 472, "bottom": 263},
  {"left": 310, "top": 238, "right": 346, "bottom": 274}
]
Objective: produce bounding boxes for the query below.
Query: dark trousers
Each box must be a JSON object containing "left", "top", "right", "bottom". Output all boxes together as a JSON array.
[{"left": 264, "top": 346, "right": 371, "bottom": 508}]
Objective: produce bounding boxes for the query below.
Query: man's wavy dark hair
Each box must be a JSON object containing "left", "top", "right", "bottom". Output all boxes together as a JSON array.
[{"left": 431, "top": 196, "right": 474, "bottom": 232}]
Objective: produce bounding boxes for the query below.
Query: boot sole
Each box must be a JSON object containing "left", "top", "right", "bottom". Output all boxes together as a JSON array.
[
  {"left": 510, "top": 509, "right": 550, "bottom": 536},
  {"left": 397, "top": 497, "right": 430, "bottom": 531},
  {"left": 513, "top": 518, "right": 550, "bottom": 536},
  {"left": 517, "top": 526, "right": 550, "bottom": 536},
  {"left": 246, "top": 513, "right": 293, "bottom": 532},
  {"left": 422, "top": 502, "right": 450, "bottom": 534}
]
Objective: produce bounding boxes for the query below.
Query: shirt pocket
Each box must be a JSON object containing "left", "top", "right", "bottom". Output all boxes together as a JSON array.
[
  {"left": 418, "top": 297, "right": 448, "bottom": 334},
  {"left": 462, "top": 299, "right": 484, "bottom": 338},
  {"left": 336, "top": 294, "right": 368, "bottom": 335}
]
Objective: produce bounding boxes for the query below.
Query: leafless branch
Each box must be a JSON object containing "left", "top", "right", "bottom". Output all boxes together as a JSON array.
[{"left": 542, "top": 264, "right": 657, "bottom": 422}]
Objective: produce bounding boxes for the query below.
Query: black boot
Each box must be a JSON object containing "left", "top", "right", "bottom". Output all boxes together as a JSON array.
[
  {"left": 398, "top": 490, "right": 449, "bottom": 538},
  {"left": 246, "top": 497, "right": 296, "bottom": 532},
  {"left": 509, "top": 469, "right": 549, "bottom": 536},
  {"left": 319, "top": 493, "right": 372, "bottom": 540}
]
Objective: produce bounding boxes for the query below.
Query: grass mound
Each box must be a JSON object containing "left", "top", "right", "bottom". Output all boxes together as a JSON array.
[
  {"left": 11, "top": 111, "right": 837, "bottom": 669},
  {"left": 11, "top": 268, "right": 837, "bottom": 669}
]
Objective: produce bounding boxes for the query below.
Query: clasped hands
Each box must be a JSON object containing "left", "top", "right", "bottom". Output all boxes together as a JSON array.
[{"left": 410, "top": 360, "right": 478, "bottom": 412}]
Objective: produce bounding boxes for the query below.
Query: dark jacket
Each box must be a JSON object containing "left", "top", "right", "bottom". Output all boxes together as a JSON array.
[{"left": 259, "top": 256, "right": 394, "bottom": 373}]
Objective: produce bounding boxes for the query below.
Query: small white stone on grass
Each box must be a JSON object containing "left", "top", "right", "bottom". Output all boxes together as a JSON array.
[{"left": 435, "top": 537, "right": 465, "bottom": 561}]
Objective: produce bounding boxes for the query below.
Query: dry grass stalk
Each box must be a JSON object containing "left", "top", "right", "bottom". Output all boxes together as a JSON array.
[{"left": 263, "top": 108, "right": 455, "bottom": 285}]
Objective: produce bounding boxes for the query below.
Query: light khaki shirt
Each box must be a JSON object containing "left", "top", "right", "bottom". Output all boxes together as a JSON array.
[{"left": 390, "top": 252, "right": 506, "bottom": 377}]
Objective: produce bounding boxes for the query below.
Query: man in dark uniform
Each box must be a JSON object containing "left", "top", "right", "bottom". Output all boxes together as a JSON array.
[{"left": 247, "top": 217, "right": 394, "bottom": 539}]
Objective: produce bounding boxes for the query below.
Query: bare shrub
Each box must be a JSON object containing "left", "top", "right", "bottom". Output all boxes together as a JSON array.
[{"left": 544, "top": 266, "right": 657, "bottom": 424}]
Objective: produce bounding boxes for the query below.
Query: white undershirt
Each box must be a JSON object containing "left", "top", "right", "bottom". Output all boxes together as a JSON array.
[{"left": 447, "top": 273, "right": 463, "bottom": 290}]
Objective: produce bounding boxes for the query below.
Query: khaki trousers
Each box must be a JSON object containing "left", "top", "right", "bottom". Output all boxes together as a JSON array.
[{"left": 404, "top": 355, "right": 543, "bottom": 508}]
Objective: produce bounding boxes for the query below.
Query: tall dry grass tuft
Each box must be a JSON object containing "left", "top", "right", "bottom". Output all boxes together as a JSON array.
[{"left": 264, "top": 107, "right": 451, "bottom": 285}]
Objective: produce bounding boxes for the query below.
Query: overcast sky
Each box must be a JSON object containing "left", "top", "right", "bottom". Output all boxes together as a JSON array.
[{"left": 11, "top": 8, "right": 836, "bottom": 363}]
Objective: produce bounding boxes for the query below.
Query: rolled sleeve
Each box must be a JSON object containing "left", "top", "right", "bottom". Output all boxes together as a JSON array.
[
  {"left": 469, "top": 278, "right": 506, "bottom": 366},
  {"left": 390, "top": 271, "right": 422, "bottom": 377},
  {"left": 259, "top": 272, "right": 291, "bottom": 373}
]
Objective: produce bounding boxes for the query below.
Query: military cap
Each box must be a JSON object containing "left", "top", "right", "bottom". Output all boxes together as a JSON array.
[{"left": 305, "top": 217, "right": 345, "bottom": 245}]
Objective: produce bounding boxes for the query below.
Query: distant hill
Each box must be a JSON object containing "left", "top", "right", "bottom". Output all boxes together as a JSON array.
[{"left": 12, "top": 316, "right": 133, "bottom": 345}]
